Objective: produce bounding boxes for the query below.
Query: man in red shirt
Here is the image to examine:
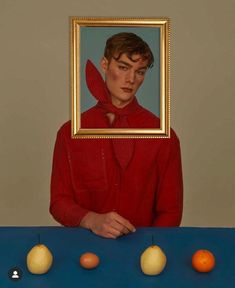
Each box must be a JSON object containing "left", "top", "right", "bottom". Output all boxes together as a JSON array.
[{"left": 50, "top": 32, "right": 183, "bottom": 239}]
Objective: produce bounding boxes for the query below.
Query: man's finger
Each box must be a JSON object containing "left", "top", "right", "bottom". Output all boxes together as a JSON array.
[
  {"left": 105, "top": 232, "right": 118, "bottom": 239},
  {"left": 112, "top": 213, "right": 136, "bottom": 232},
  {"left": 110, "top": 220, "right": 130, "bottom": 235},
  {"left": 106, "top": 226, "right": 123, "bottom": 238}
]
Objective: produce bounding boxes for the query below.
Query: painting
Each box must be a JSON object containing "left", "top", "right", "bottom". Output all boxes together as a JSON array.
[{"left": 71, "top": 17, "right": 170, "bottom": 138}]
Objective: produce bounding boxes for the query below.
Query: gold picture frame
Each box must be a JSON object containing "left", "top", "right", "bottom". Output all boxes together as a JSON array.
[{"left": 71, "top": 17, "right": 170, "bottom": 138}]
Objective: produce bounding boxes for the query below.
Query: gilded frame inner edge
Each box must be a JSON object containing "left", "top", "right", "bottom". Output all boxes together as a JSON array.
[{"left": 71, "top": 17, "right": 170, "bottom": 138}]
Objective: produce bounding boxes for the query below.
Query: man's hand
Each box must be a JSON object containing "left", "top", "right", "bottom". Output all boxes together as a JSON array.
[{"left": 80, "top": 211, "right": 136, "bottom": 239}]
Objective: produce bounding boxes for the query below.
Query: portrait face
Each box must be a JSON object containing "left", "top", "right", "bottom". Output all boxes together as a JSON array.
[{"left": 100, "top": 53, "right": 149, "bottom": 108}]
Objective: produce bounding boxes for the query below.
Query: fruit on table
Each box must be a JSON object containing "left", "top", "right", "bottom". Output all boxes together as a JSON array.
[
  {"left": 80, "top": 252, "right": 100, "bottom": 269},
  {"left": 26, "top": 244, "right": 53, "bottom": 274},
  {"left": 140, "top": 245, "right": 167, "bottom": 275},
  {"left": 192, "top": 249, "right": 216, "bottom": 272}
]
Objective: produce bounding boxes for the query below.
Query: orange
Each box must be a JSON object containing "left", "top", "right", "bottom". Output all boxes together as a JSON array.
[
  {"left": 79, "top": 252, "right": 100, "bottom": 269},
  {"left": 192, "top": 249, "right": 216, "bottom": 272}
]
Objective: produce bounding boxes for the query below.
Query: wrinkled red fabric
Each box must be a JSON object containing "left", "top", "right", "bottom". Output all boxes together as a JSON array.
[
  {"left": 50, "top": 114, "right": 183, "bottom": 227},
  {"left": 50, "top": 59, "right": 183, "bottom": 227}
]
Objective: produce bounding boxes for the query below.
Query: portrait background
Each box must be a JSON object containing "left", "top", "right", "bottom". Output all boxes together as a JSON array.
[
  {"left": 80, "top": 26, "right": 160, "bottom": 116},
  {"left": 0, "top": 0, "right": 234, "bottom": 227}
]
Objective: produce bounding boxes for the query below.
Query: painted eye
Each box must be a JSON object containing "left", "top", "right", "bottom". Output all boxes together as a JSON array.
[
  {"left": 119, "top": 65, "right": 128, "bottom": 71},
  {"left": 137, "top": 70, "right": 146, "bottom": 76}
]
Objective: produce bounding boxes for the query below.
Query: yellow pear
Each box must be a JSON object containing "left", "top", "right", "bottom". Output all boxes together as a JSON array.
[
  {"left": 140, "top": 245, "right": 167, "bottom": 275},
  {"left": 26, "top": 244, "right": 53, "bottom": 274}
]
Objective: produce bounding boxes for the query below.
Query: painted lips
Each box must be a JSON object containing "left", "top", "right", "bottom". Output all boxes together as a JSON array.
[{"left": 121, "top": 88, "right": 133, "bottom": 93}]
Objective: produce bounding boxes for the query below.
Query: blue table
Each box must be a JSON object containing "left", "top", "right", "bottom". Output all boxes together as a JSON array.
[{"left": 0, "top": 227, "right": 234, "bottom": 287}]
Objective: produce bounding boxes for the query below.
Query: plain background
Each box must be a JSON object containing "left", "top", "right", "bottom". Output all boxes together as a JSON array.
[{"left": 0, "top": 0, "right": 234, "bottom": 227}]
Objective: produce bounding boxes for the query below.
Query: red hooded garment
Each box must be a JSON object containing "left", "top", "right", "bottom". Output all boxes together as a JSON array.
[{"left": 50, "top": 61, "right": 183, "bottom": 227}]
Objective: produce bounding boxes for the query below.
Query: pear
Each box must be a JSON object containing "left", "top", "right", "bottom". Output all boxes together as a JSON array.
[
  {"left": 140, "top": 245, "right": 167, "bottom": 275},
  {"left": 26, "top": 244, "right": 53, "bottom": 274}
]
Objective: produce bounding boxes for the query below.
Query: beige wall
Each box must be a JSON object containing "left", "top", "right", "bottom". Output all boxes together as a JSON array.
[{"left": 0, "top": 0, "right": 234, "bottom": 226}]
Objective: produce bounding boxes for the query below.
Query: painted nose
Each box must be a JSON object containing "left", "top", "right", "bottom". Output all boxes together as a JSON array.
[{"left": 126, "top": 70, "right": 135, "bottom": 84}]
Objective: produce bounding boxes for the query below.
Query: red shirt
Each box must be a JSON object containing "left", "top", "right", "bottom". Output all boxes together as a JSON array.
[{"left": 50, "top": 101, "right": 183, "bottom": 227}]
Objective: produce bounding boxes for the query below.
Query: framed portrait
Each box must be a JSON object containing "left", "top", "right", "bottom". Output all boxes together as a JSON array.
[{"left": 71, "top": 17, "right": 170, "bottom": 138}]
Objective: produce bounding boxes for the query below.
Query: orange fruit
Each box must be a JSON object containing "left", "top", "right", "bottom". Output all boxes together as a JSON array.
[
  {"left": 192, "top": 249, "right": 216, "bottom": 272},
  {"left": 79, "top": 252, "right": 100, "bottom": 269}
]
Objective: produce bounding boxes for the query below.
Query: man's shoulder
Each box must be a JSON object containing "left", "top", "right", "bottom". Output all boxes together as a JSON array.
[
  {"left": 138, "top": 105, "right": 160, "bottom": 119},
  {"left": 81, "top": 105, "right": 108, "bottom": 128},
  {"left": 134, "top": 104, "right": 161, "bottom": 128},
  {"left": 81, "top": 105, "right": 100, "bottom": 120},
  {"left": 82, "top": 105, "right": 99, "bottom": 115},
  {"left": 57, "top": 105, "right": 100, "bottom": 132},
  {"left": 135, "top": 103, "right": 180, "bottom": 143},
  {"left": 56, "top": 120, "right": 71, "bottom": 138}
]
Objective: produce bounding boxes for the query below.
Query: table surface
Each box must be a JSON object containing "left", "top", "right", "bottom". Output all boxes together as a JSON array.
[{"left": 0, "top": 226, "right": 234, "bottom": 288}]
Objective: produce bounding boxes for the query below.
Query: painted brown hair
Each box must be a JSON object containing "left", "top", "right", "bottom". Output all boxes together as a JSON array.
[{"left": 104, "top": 32, "right": 154, "bottom": 68}]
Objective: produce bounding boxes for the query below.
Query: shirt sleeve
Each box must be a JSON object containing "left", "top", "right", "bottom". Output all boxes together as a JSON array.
[
  {"left": 49, "top": 126, "right": 90, "bottom": 226},
  {"left": 152, "top": 130, "right": 183, "bottom": 227}
]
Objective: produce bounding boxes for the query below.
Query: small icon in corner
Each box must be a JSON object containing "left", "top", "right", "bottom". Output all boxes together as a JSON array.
[{"left": 8, "top": 267, "right": 23, "bottom": 281}]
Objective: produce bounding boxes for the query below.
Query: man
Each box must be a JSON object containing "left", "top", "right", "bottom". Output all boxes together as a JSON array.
[{"left": 50, "top": 32, "right": 183, "bottom": 239}]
